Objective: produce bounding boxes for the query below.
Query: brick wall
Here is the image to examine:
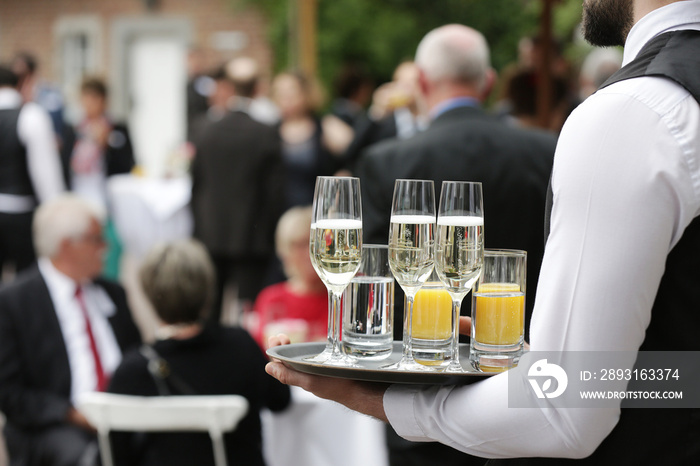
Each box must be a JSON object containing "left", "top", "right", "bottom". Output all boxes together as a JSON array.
[{"left": 0, "top": 0, "right": 273, "bottom": 84}]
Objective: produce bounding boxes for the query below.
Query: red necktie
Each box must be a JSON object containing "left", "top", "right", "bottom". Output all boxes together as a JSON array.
[{"left": 74, "top": 286, "right": 107, "bottom": 391}]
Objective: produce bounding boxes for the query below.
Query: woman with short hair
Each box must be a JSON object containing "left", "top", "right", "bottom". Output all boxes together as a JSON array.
[{"left": 108, "top": 239, "right": 290, "bottom": 466}]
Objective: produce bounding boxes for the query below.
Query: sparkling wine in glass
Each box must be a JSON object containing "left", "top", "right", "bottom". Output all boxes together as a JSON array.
[
  {"left": 435, "top": 181, "right": 484, "bottom": 373},
  {"left": 307, "top": 176, "right": 363, "bottom": 365},
  {"left": 385, "top": 179, "right": 435, "bottom": 370},
  {"left": 307, "top": 221, "right": 333, "bottom": 361}
]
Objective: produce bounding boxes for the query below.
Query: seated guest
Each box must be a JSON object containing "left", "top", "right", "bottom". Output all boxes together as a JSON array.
[
  {"left": 251, "top": 206, "right": 327, "bottom": 348},
  {"left": 0, "top": 194, "right": 142, "bottom": 466},
  {"left": 108, "top": 239, "right": 290, "bottom": 466}
]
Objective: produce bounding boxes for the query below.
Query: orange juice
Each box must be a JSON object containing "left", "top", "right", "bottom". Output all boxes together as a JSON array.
[
  {"left": 473, "top": 283, "right": 524, "bottom": 346},
  {"left": 412, "top": 283, "right": 452, "bottom": 340}
]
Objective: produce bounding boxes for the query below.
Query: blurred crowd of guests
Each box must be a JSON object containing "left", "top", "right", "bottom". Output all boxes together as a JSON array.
[{"left": 0, "top": 29, "right": 623, "bottom": 466}]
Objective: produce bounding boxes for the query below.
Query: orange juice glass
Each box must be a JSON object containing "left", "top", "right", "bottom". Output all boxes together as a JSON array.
[
  {"left": 410, "top": 271, "right": 453, "bottom": 368},
  {"left": 470, "top": 250, "right": 526, "bottom": 372}
]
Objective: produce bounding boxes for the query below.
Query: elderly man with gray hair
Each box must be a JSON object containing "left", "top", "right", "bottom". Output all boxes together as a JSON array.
[
  {"left": 357, "top": 23, "right": 555, "bottom": 355},
  {"left": 0, "top": 194, "right": 141, "bottom": 466}
]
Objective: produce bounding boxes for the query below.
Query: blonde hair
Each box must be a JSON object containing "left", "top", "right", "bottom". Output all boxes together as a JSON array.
[
  {"left": 33, "top": 194, "right": 106, "bottom": 258},
  {"left": 140, "top": 239, "right": 215, "bottom": 324},
  {"left": 275, "top": 206, "right": 312, "bottom": 279}
]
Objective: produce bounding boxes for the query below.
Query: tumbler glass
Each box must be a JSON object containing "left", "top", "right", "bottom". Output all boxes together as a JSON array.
[
  {"left": 470, "top": 249, "right": 527, "bottom": 372},
  {"left": 342, "top": 244, "right": 394, "bottom": 359}
]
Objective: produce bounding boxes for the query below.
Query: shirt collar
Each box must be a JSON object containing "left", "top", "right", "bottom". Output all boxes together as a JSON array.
[
  {"left": 623, "top": 1, "right": 700, "bottom": 66},
  {"left": 429, "top": 96, "right": 480, "bottom": 120},
  {"left": 0, "top": 88, "right": 22, "bottom": 109},
  {"left": 38, "top": 257, "right": 116, "bottom": 317},
  {"left": 38, "top": 257, "right": 80, "bottom": 301}
]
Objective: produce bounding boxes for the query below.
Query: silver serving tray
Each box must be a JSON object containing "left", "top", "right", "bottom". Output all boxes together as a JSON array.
[{"left": 267, "top": 342, "right": 495, "bottom": 385}]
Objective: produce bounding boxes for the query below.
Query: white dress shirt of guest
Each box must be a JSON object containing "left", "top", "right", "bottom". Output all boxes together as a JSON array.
[
  {"left": 0, "top": 86, "right": 65, "bottom": 213},
  {"left": 33, "top": 195, "right": 121, "bottom": 403}
]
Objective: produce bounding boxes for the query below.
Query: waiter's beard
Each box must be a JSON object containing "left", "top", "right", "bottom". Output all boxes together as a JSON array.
[{"left": 582, "top": 0, "right": 634, "bottom": 47}]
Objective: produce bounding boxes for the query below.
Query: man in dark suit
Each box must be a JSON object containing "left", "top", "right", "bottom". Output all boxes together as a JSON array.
[
  {"left": 357, "top": 26, "right": 556, "bottom": 334},
  {"left": 0, "top": 194, "right": 142, "bottom": 466},
  {"left": 190, "top": 70, "right": 285, "bottom": 325},
  {"left": 354, "top": 25, "right": 556, "bottom": 466}
]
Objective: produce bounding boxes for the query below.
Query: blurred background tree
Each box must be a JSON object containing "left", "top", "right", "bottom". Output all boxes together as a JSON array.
[{"left": 238, "top": 0, "right": 584, "bottom": 99}]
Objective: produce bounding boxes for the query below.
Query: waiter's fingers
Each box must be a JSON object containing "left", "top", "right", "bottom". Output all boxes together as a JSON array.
[
  {"left": 267, "top": 333, "right": 291, "bottom": 350},
  {"left": 266, "top": 361, "right": 318, "bottom": 391},
  {"left": 459, "top": 316, "right": 472, "bottom": 336}
]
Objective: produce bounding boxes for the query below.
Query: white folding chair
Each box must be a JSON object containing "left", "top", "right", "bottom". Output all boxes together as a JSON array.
[{"left": 77, "top": 392, "right": 249, "bottom": 466}]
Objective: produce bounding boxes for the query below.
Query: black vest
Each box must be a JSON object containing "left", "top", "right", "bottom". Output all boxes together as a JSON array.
[
  {"left": 0, "top": 106, "right": 35, "bottom": 197},
  {"left": 497, "top": 31, "right": 700, "bottom": 465}
]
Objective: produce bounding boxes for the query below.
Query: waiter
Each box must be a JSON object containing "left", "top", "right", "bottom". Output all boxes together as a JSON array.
[{"left": 0, "top": 65, "right": 64, "bottom": 278}]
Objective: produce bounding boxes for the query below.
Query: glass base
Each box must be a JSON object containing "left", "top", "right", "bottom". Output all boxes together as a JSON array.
[
  {"left": 470, "top": 341, "right": 523, "bottom": 372},
  {"left": 411, "top": 337, "right": 451, "bottom": 370},
  {"left": 342, "top": 334, "right": 393, "bottom": 360},
  {"left": 381, "top": 355, "right": 438, "bottom": 372},
  {"left": 324, "top": 353, "right": 360, "bottom": 367},
  {"left": 445, "top": 359, "right": 467, "bottom": 373},
  {"left": 412, "top": 356, "right": 451, "bottom": 371},
  {"left": 304, "top": 346, "right": 333, "bottom": 363}
]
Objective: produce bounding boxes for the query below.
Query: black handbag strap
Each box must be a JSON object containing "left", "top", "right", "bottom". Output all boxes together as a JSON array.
[{"left": 139, "top": 345, "right": 197, "bottom": 396}]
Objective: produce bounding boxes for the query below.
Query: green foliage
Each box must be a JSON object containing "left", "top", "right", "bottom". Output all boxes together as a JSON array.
[{"left": 238, "top": 0, "right": 584, "bottom": 96}]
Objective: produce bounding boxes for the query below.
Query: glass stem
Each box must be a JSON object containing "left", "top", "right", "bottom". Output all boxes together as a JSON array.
[
  {"left": 402, "top": 295, "right": 415, "bottom": 361},
  {"left": 451, "top": 298, "right": 462, "bottom": 366},
  {"left": 325, "top": 289, "right": 334, "bottom": 350},
  {"left": 331, "top": 291, "right": 343, "bottom": 357}
]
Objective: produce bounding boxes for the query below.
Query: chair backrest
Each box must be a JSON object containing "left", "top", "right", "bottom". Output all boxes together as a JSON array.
[{"left": 77, "top": 392, "right": 249, "bottom": 466}]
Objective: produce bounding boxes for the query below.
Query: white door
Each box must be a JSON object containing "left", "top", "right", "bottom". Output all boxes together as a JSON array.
[{"left": 127, "top": 35, "right": 186, "bottom": 177}]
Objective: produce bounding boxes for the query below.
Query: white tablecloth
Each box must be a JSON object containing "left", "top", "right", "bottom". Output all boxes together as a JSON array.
[
  {"left": 107, "top": 174, "right": 193, "bottom": 258},
  {"left": 262, "top": 386, "right": 389, "bottom": 466}
]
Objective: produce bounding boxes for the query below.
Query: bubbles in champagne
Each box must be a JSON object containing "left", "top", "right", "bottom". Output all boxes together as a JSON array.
[
  {"left": 436, "top": 216, "right": 484, "bottom": 294},
  {"left": 388, "top": 215, "right": 435, "bottom": 293},
  {"left": 311, "top": 219, "right": 362, "bottom": 288}
]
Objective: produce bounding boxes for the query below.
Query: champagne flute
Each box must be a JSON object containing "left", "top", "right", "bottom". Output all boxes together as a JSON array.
[
  {"left": 307, "top": 176, "right": 363, "bottom": 365},
  {"left": 435, "top": 181, "right": 484, "bottom": 373},
  {"left": 307, "top": 176, "right": 334, "bottom": 362},
  {"left": 307, "top": 220, "right": 333, "bottom": 362},
  {"left": 385, "top": 179, "right": 435, "bottom": 370}
]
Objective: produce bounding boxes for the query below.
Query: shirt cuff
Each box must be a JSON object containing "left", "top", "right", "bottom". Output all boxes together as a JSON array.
[{"left": 384, "top": 384, "right": 432, "bottom": 442}]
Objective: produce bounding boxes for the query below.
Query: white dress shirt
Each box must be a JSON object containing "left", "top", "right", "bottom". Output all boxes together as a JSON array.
[
  {"left": 38, "top": 258, "right": 122, "bottom": 403},
  {"left": 384, "top": 1, "right": 700, "bottom": 459},
  {"left": 0, "top": 88, "right": 65, "bottom": 212}
]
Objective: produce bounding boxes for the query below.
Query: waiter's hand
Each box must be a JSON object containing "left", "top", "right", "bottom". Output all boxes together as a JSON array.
[
  {"left": 459, "top": 316, "right": 472, "bottom": 336},
  {"left": 265, "top": 334, "right": 390, "bottom": 423}
]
